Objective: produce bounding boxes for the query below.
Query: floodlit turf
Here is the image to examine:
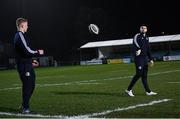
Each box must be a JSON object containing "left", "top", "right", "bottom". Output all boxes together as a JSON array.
[{"left": 0, "top": 61, "right": 180, "bottom": 118}]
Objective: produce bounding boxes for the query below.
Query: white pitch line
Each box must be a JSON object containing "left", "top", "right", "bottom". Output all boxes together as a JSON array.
[
  {"left": 0, "top": 70, "right": 180, "bottom": 91},
  {"left": 167, "top": 82, "right": 180, "bottom": 84},
  {"left": 0, "top": 87, "right": 21, "bottom": 91},
  {"left": 149, "top": 70, "right": 180, "bottom": 76},
  {"left": 0, "top": 112, "right": 67, "bottom": 118},
  {"left": 0, "top": 99, "right": 172, "bottom": 118},
  {"left": 37, "top": 82, "right": 103, "bottom": 87},
  {"left": 82, "top": 99, "right": 172, "bottom": 118},
  {"left": 0, "top": 82, "right": 103, "bottom": 91},
  {"left": 13, "top": 82, "right": 103, "bottom": 86}
]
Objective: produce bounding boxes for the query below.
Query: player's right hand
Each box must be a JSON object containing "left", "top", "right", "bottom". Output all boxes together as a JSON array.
[
  {"left": 38, "top": 49, "right": 44, "bottom": 55},
  {"left": 136, "top": 49, "right": 141, "bottom": 56}
]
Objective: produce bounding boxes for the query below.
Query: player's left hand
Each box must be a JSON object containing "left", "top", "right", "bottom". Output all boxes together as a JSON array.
[
  {"left": 38, "top": 49, "right": 44, "bottom": 55},
  {"left": 32, "top": 60, "right": 39, "bottom": 67},
  {"left": 150, "top": 60, "right": 154, "bottom": 67}
]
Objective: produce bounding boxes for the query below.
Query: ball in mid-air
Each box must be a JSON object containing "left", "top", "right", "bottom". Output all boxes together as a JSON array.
[{"left": 88, "top": 24, "right": 99, "bottom": 35}]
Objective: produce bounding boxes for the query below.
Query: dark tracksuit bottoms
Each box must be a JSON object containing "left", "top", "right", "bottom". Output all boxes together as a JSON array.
[
  {"left": 17, "top": 60, "right": 36, "bottom": 109},
  {"left": 127, "top": 56, "right": 151, "bottom": 93}
]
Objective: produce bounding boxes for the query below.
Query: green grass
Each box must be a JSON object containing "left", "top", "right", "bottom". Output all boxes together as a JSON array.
[{"left": 0, "top": 61, "right": 180, "bottom": 118}]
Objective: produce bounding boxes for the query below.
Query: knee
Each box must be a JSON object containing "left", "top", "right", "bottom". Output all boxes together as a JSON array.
[
  {"left": 136, "top": 71, "right": 143, "bottom": 77},
  {"left": 142, "top": 75, "right": 147, "bottom": 79}
]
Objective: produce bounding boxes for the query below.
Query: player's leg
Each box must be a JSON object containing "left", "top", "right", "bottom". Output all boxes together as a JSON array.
[
  {"left": 142, "top": 64, "right": 157, "bottom": 96},
  {"left": 21, "top": 63, "right": 34, "bottom": 113},
  {"left": 17, "top": 63, "right": 25, "bottom": 111},
  {"left": 22, "top": 75, "right": 32, "bottom": 109},
  {"left": 126, "top": 59, "right": 143, "bottom": 97},
  {"left": 141, "top": 64, "right": 151, "bottom": 93},
  {"left": 30, "top": 68, "right": 36, "bottom": 98},
  {"left": 127, "top": 61, "right": 143, "bottom": 91}
]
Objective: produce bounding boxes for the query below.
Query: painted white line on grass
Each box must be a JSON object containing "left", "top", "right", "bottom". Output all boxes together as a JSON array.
[
  {"left": 0, "top": 82, "right": 103, "bottom": 91},
  {"left": 0, "top": 112, "right": 67, "bottom": 118},
  {"left": 81, "top": 99, "right": 172, "bottom": 118},
  {"left": 37, "top": 82, "right": 103, "bottom": 87},
  {"left": 149, "top": 70, "right": 180, "bottom": 76},
  {"left": 0, "top": 87, "right": 21, "bottom": 91},
  {"left": 1, "top": 70, "right": 180, "bottom": 91},
  {"left": 0, "top": 99, "right": 172, "bottom": 118},
  {"left": 13, "top": 82, "right": 103, "bottom": 86},
  {"left": 167, "top": 82, "right": 180, "bottom": 84}
]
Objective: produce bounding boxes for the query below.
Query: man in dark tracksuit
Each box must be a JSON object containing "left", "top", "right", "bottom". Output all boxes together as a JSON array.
[
  {"left": 125, "top": 25, "right": 157, "bottom": 97},
  {"left": 13, "top": 18, "right": 44, "bottom": 113}
]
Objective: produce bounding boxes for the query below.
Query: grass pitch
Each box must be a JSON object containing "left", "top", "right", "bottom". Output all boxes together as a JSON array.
[{"left": 0, "top": 61, "right": 180, "bottom": 118}]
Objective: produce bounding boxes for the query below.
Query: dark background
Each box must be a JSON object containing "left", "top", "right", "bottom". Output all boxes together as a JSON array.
[{"left": 0, "top": 0, "right": 179, "bottom": 61}]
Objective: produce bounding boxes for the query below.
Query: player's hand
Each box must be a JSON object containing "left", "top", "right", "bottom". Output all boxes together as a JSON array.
[
  {"left": 38, "top": 49, "right": 44, "bottom": 55},
  {"left": 150, "top": 60, "right": 154, "bottom": 67},
  {"left": 136, "top": 50, "right": 141, "bottom": 56},
  {"left": 32, "top": 60, "right": 39, "bottom": 67}
]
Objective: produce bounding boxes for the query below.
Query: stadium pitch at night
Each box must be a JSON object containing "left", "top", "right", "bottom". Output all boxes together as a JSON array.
[{"left": 0, "top": 0, "right": 180, "bottom": 118}]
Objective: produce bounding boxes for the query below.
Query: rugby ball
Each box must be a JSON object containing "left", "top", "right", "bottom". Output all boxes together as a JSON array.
[{"left": 88, "top": 24, "right": 99, "bottom": 35}]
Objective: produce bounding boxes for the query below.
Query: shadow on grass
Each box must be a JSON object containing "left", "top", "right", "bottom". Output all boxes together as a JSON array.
[{"left": 51, "top": 91, "right": 126, "bottom": 97}]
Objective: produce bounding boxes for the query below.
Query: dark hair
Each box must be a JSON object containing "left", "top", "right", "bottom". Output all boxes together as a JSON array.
[
  {"left": 16, "top": 18, "right": 28, "bottom": 28},
  {"left": 140, "top": 24, "right": 147, "bottom": 28}
]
